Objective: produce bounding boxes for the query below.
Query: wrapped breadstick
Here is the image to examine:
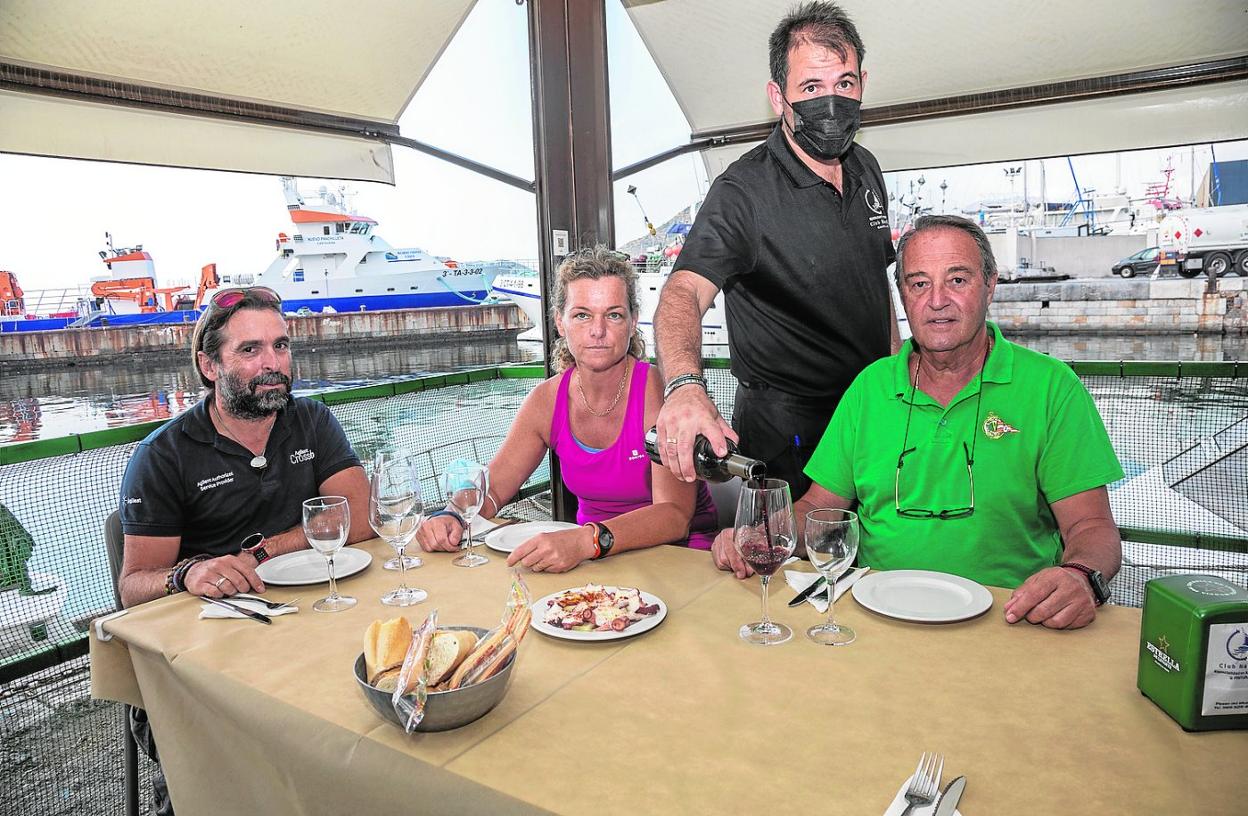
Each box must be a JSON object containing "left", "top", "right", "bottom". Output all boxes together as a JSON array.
[{"left": 392, "top": 609, "right": 438, "bottom": 733}]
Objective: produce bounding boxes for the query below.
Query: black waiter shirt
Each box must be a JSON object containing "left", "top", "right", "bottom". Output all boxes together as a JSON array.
[
  {"left": 120, "top": 396, "right": 360, "bottom": 560},
  {"left": 673, "top": 124, "right": 895, "bottom": 399}
]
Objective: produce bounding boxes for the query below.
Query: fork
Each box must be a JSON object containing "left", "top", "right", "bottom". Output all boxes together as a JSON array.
[
  {"left": 232, "top": 594, "right": 300, "bottom": 611},
  {"left": 900, "top": 752, "right": 943, "bottom": 815}
]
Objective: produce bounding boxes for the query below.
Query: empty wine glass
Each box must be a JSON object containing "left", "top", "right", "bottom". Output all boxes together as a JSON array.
[
  {"left": 804, "top": 508, "right": 860, "bottom": 646},
  {"left": 443, "top": 460, "right": 489, "bottom": 568},
  {"left": 302, "top": 495, "right": 356, "bottom": 612},
  {"left": 370, "top": 451, "right": 427, "bottom": 607},
  {"left": 732, "top": 478, "right": 796, "bottom": 645}
]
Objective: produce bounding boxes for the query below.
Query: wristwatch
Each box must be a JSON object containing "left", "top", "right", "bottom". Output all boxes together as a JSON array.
[
  {"left": 242, "top": 533, "right": 271, "bottom": 565},
  {"left": 1061, "top": 562, "right": 1110, "bottom": 605},
  {"left": 587, "top": 522, "right": 615, "bottom": 560}
]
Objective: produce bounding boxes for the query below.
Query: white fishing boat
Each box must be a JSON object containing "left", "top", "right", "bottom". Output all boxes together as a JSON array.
[{"left": 212, "top": 178, "right": 502, "bottom": 313}]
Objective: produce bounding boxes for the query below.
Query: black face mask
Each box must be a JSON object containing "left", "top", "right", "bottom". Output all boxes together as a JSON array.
[{"left": 783, "top": 93, "right": 861, "bottom": 161}]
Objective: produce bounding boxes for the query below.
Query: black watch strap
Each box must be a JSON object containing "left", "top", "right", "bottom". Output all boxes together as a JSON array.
[{"left": 1061, "top": 562, "right": 1110, "bottom": 606}]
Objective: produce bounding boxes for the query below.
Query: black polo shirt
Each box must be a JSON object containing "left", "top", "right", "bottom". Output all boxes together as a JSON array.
[
  {"left": 674, "top": 125, "right": 895, "bottom": 399},
  {"left": 119, "top": 396, "right": 360, "bottom": 560}
]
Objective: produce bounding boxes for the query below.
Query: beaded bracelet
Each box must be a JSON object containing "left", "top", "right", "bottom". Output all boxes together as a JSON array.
[{"left": 663, "top": 373, "right": 709, "bottom": 401}]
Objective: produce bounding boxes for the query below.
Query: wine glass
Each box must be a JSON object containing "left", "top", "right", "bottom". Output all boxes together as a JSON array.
[
  {"left": 804, "top": 508, "right": 860, "bottom": 646},
  {"left": 302, "top": 495, "right": 356, "bottom": 612},
  {"left": 732, "top": 478, "right": 797, "bottom": 645},
  {"left": 443, "top": 460, "right": 489, "bottom": 568},
  {"left": 369, "top": 451, "right": 427, "bottom": 607}
]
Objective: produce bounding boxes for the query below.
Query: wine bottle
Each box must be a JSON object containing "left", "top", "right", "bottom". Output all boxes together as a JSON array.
[{"left": 644, "top": 427, "right": 767, "bottom": 483}]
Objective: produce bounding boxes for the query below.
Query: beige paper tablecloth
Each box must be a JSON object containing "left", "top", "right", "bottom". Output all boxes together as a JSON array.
[{"left": 91, "top": 538, "right": 1245, "bottom": 815}]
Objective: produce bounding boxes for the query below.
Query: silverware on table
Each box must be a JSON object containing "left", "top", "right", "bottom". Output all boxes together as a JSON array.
[
  {"left": 788, "top": 567, "right": 867, "bottom": 607},
  {"left": 203, "top": 596, "right": 272, "bottom": 624},
  {"left": 932, "top": 775, "right": 966, "bottom": 816},
  {"left": 900, "top": 752, "right": 943, "bottom": 816},
  {"left": 232, "top": 593, "right": 299, "bottom": 611}
]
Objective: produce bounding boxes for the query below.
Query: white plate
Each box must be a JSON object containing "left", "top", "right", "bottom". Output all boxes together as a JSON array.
[
  {"left": 530, "top": 587, "right": 668, "bottom": 642},
  {"left": 484, "top": 521, "right": 581, "bottom": 554},
  {"left": 851, "top": 569, "right": 993, "bottom": 623},
  {"left": 256, "top": 547, "right": 373, "bottom": 586}
]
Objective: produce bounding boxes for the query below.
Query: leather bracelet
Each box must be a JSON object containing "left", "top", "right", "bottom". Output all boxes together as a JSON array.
[
  {"left": 427, "top": 509, "right": 466, "bottom": 528},
  {"left": 172, "top": 554, "right": 211, "bottom": 593},
  {"left": 663, "top": 373, "right": 708, "bottom": 401}
]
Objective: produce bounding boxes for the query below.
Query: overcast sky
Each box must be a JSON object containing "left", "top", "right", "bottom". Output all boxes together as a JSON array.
[{"left": 0, "top": 0, "right": 1243, "bottom": 292}]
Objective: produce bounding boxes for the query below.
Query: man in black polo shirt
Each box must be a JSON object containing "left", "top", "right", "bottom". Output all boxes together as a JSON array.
[
  {"left": 118, "top": 288, "right": 370, "bottom": 607},
  {"left": 117, "top": 288, "right": 370, "bottom": 814},
  {"left": 654, "top": 2, "right": 897, "bottom": 510}
]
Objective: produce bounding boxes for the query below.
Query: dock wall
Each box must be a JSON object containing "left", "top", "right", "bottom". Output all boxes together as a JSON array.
[
  {"left": 0, "top": 304, "right": 529, "bottom": 371},
  {"left": 987, "top": 233, "right": 1150, "bottom": 278},
  {"left": 991, "top": 277, "right": 1247, "bottom": 335}
]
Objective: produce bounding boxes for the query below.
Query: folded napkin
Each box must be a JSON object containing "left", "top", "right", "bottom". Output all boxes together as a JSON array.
[
  {"left": 783, "top": 567, "right": 868, "bottom": 613},
  {"left": 882, "top": 776, "right": 962, "bottom": 816},
  {"left": 199, "top": 596, "right": 299, "bottom": 620}
]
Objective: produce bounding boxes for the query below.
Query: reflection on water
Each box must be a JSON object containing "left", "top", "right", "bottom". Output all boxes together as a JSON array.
[
  {"left": 0, "top": 339, "right": 543, "bottom": 443},
  {"left": 1016, "top": 332, "right": 1248, "bottom": 361}
]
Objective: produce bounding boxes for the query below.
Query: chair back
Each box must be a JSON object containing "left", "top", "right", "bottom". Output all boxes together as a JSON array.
[{"left": 104, "top": 510, "right": 124, "bottom": 608}]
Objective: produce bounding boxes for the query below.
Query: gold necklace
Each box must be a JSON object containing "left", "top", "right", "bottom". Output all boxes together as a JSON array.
[
  {"left": 576, "top": 359, "right": 630, "bottom": 417},
  {"left": 212, "top": 400, "right": 270, "bottom": 469}
]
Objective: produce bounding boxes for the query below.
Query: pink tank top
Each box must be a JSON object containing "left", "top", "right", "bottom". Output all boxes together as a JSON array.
[{"left": 551, "top": 360, "right": 717, "bottom": 549}]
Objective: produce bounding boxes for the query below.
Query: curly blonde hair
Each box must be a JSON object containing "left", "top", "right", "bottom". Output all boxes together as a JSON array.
[{"left": 548, "top": 246, "right": 646, "bottom": 372}]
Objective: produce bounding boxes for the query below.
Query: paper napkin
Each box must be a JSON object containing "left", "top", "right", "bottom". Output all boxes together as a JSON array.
[
  {"left": 882, "top": 775, "right": 963, "bottom": 816},
  {"left": 199, "top": 596, "right": 299, "bottom": 620},
  {"left": 783, "top": 567, "right": 868, "bottom": 613}
]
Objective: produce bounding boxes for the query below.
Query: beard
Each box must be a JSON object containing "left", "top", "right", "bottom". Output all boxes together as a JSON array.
[{"left": 217, "top": 370, "right": 293, "bottom": 419}]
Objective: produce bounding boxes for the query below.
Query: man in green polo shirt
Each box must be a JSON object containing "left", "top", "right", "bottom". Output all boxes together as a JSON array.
[{"left": 712, "top": 215, "right": 1123, "bottom": 629}]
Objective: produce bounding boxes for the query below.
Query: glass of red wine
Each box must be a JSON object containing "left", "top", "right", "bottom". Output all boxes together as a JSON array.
[{"left": 732, "top": 478, "right": 796, "bottom": 645}]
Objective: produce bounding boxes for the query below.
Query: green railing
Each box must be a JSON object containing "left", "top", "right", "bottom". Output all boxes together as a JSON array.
[{"left": 1, "top": 360, "right": 1246, "bottom": 684}]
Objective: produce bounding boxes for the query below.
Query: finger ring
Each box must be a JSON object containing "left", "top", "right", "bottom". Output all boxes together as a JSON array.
[
  {"left": 214, "top": 576, "right": 228, "bottom": 588},
  {"left": 666, "top": 438, "right": 678, "bottom": 444}
]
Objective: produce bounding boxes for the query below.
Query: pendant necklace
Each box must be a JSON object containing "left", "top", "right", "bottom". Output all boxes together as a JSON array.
[{"left": 212, "top": 401, "right": 269, "bottom": 469}]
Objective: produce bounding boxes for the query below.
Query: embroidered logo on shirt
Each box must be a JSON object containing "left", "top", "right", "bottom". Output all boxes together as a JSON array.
[
  {"left": 864, "top": 187, "right": 889, "bottom": 230},
  {"left": 629, "top": 448, "right": 647, "bottom": 462},
  {"left": 982, "top": 412, "right": 1020, "bottom": 439},
  {"left": 124, "top": 496, "right": 141, "bottom": 505},
  {"left": 290, "top": 448, "right": 316, "bottom": 465},
  {"left": 864, "top": 187, "right": 884, "bottom": 215},
  {"left": 197, "top": 472, "right": 235, "bottom": 491}
]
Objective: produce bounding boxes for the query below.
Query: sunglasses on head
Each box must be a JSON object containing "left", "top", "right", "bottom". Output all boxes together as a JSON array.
[{"left": 210, "top": 286, "right": 282, "bottom": 309}]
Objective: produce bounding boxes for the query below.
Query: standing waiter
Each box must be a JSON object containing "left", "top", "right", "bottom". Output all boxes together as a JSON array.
[{"left": 654, "top": 1, "right": 898, "bottom": 498}]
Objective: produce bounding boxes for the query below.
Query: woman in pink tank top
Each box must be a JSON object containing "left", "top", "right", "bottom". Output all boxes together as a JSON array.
[{"left": 417, "top": 247, "right": 717, "bottom": 572}]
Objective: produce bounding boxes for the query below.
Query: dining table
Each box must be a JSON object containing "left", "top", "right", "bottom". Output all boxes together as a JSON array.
[{"left": 91, "top": 536, "right": 1245, "bottom": 815}]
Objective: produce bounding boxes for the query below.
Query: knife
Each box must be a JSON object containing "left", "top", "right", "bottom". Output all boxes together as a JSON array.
[
  {"left": 204, "top": 596, "right": 273, "bottom": 624},
  {"left": 788, "top": 567, "right": 867, "bottom": 607},
  {"left": 932, "top": 775, "right": 966, "bottom": 816}
]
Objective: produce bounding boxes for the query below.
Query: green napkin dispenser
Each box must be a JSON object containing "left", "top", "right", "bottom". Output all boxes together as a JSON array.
[{"left": 1138, "top": 574, "right": 1248, "bottom": 731}]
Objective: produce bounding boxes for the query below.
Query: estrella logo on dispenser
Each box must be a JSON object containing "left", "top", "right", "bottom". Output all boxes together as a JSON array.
[{"left": 1146, "top": 633, "right": 1181, "bottom": 673}]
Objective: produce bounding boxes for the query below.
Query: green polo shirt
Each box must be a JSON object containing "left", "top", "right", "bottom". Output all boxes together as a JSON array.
[{"left": 805, "top": 323, "right": 1123, "bottom": 588}]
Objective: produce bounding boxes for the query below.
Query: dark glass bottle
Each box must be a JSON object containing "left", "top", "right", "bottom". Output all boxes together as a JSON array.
[{"left": 644, "top": 427, "right": 767, "bottom": 483}]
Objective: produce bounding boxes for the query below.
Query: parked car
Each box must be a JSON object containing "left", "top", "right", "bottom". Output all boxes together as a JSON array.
[{"left": 1113, "top": 246, "right": 1159, "bottom": 278}]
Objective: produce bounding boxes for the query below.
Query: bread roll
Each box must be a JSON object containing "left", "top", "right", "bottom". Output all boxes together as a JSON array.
[
  {"left": 364, "top": 616, "right": 412, "bottom": 684},
  {"left": 426, "top": 630, "right": 479, "bottom": 686}
]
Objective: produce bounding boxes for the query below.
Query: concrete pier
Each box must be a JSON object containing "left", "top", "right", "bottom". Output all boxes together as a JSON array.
[
  {"left": 990, "top": 277, "right": 1247, "bottom": 335},
  {"left": 0, "top": 304, "right": 529, "bottom": 372}
]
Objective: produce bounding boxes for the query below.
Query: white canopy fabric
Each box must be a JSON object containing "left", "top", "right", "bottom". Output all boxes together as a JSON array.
[
  {"left": 626, "top": 0, "right": 1248, "bottom": 173},
  {"left": 0, "top": 0, "right": 476, "bottom": 182}
]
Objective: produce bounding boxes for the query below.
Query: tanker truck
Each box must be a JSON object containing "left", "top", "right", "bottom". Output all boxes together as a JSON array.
[{"left": 1158, "top": 204, "right": 1248, "bottom": 278}]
